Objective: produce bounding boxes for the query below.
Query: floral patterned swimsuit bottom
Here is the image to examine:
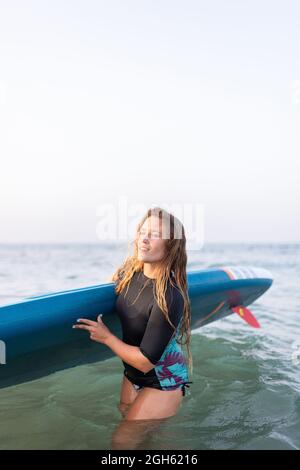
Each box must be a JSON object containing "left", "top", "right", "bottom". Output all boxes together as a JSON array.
[{"left": 115, "top": 271, "right": 193, "bottom": 397}]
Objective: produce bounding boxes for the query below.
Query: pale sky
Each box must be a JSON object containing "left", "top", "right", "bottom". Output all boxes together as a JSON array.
[{"left": 0, "top": 0, "right": 299, "bottom": 243}]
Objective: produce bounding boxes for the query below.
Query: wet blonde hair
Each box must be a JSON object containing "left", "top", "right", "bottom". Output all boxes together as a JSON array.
[{"left": 111, "top": 207, "right": 193, "bottom": 376}]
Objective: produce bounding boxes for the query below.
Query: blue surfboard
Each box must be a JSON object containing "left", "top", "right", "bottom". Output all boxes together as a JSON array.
[{"left": 0, "top": 266, "right": 273, "bottom": 388}]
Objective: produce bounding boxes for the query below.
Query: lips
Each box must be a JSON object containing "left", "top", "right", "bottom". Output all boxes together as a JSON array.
[{"left": 139, "top": 246, "right": 149, "bottom": 252}]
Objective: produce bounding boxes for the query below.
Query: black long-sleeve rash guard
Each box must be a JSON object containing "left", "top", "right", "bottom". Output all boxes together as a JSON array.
[{"left": 115, "top": 270, "right": 186, "bottom": 386}]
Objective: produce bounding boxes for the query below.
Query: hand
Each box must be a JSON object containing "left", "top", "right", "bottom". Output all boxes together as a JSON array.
[{"left": 72, "top": 314, "right": 112, "bottom": 344}]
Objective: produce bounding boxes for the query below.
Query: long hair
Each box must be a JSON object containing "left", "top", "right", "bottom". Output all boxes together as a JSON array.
[{"left": 111, "top": 206, "right": 193, "bottom": 376}]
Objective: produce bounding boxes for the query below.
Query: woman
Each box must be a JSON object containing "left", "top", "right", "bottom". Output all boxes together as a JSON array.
[{"left": 73, "top": 207, "right": 193, "bottom": 423}]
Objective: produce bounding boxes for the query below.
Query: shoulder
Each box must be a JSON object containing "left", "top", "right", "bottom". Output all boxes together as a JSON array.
[
  {"left": 166, "top": 283, "right": 184, "bottom": 307},
  {"left": 149, "top": 282, "right": 185, "bottom": 325}
]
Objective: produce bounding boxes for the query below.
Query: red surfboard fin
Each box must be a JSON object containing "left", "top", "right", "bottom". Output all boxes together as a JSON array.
[{"left": 232, "top": 305, "right": 261, "bottom": 328}]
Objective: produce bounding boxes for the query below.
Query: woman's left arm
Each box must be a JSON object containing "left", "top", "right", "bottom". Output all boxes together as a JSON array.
[
  {"left": 73, "top": 315, "right": 154, "bottom": 373},
  {"left": 105, "top": 334, "right": 155, "bottom": 373}
]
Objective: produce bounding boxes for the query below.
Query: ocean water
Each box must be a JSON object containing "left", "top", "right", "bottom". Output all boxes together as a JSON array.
[{"left": 0, "top": 242, "right": 299, "bottom": 450}]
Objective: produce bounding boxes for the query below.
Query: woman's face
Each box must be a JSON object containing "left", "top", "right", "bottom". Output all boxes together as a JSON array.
[{"left": 137, "top": 216, "right": 167, "bottom": 263}]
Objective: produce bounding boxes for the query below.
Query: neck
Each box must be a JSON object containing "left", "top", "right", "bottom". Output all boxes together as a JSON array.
[{"left": 143, "top": 262, "right": 161, "bottom": 279}]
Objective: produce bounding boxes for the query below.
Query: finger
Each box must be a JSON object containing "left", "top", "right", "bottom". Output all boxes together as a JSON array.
[
  {"left": 76, "top": 318, "right": 98, "bottom": 326},
  {"left": 72, "top": 324, "right": 95, "bottom": 332},
  {"left": 97, "top": 314, "right": 103, "bottom": 322}
]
